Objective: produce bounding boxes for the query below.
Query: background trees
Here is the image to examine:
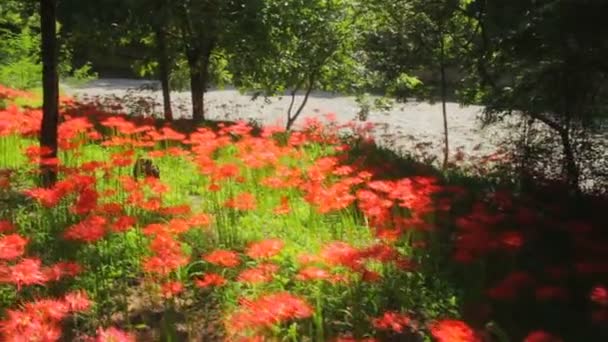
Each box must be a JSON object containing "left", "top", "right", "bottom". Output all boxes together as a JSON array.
[
  {"left": 464, "top": 0, "right": 608, "bottom": 192},
  {"left": 362, "top": 0, "right": 477, "bottom": 168},
  {"left": 228, "top": 0, "right": 361, "bottom": 129},
  {"left": 2, "top": 0, "right": 607, "bottom": 191}
]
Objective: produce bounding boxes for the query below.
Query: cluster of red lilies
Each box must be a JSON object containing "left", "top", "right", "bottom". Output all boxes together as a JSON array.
[{"left": 1, "top": 85, "right": 607, "bottom": 341}]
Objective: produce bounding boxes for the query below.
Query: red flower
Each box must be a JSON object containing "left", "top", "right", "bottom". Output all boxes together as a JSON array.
[
  {"left": 372, "top": 311, "right": 411, "bottom": 333},
  {"left": 273, "top": 196, "right": 291, "bottom": 215},
  {"left": 361, "top": 269, "right": 381, "bottom": 283},
  {"left": 225, "top": 192, "right": 257, "bottom": 211},
  {"left": 0, "top": 220, "right": 14, "bottom": 233},
  {"left": 64, "top": 215, "right": 107, "bottom": 243},
  {"left": 70, "top": 186, "right": 98, "bottom": 215},
  {"left": 320, "top": 241, "right": 362, "bottom": 270},
  {"left": 23, "top": 187, "right": 62, "bottom": 207},
  {"left": 203, "top": 249, "right": 241, "bottom": 268},
  {"left": 430, "top": 319, "right": 479, "bottom": 342},
  {"left": 94, "top": 327, "right": 136, "bottom": 342},
  {"left": 0, "top": 234, "right": 28, "bottom": 260},
  {"left": 499, "top": 230, "right": 524, "bottom": 251},
  {"left": 142, "top": 234, "right": 189, "bottom": 276},
  {"left": 237, "top": 263, "right": 279, "bottom": 284},
  {"left": 535, "top": 285, "right": 568, "bottom": 301},
  {"left": 194, "top": 273, "right": 226, "bottom": 288},
  {"left": 161, "top": 281, "right": 184, "bottom": 298},
  {"left": 44, "top": 261, "right": 82, "bottom": 281},
  {"left": 245, "top": 239, "right": 285, "bottom": 259},
  {"left": 63, "top": 290, "right": 92, "bottom": 313},
  {"left": 590, "top": 285, "right": 608, "bottom": 306},
  {"left": 296, "top": 266, "right": 332, "bottom": 282},
  {"left": 0, "top": 258, "right": 48, "bottom": 289},
  {"left": 111, "top": 216, "right": 137, "bottom": 233},
  {"left": 227, "top": 292, "right": 313, "bottom": 333},
  {"left": 523, "top": 330, "right": 563, "bottom": 342}
]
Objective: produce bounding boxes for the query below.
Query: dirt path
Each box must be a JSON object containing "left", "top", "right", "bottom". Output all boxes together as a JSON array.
[{"left": 64, "top": 79, "right": 509, "bottom": 163}]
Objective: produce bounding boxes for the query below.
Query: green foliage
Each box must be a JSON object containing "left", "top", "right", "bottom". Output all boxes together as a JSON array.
[
  {"left": 0, "top": 10, "right": 41, "bottom": 89},
  {"left": 229, "top": 0, "right": 362, "bottom": 97},
  {"left": 361, "top": 0, "right": 476, "bottom": 101},
  {"left": 0, "top": 2, "right": 97, "bottom": 89}
]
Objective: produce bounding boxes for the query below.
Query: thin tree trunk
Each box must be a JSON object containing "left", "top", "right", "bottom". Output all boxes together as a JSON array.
[
  {"left": 40, "top": 0, "right": 59, "bottom": 187},
  {"left": 187, "top": 45, "right": 213, "bottom": 123},
  {"left": 440, "top": 38, "right": 449, "bottom": 169},
  {"left": 187, "top": 50, "right": 204, "bottom": 123},
  {"left": 559, "top": 128, "right": 580, "bottom": 193},
  {"left": 286, "top": 74, "right": 315, "bottom": 130},
  {"left": 156, "top": 29, "right": 173, "bottom": 121}
]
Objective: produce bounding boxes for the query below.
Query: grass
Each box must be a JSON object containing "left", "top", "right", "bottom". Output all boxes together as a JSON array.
[{"left": 1, "top": 86, "right": 607, "bottom": 341}]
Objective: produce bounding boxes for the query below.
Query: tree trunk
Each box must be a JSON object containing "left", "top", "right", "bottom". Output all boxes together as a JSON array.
[
  {"left": 156, "top": 29, "right": 173, "bottom": 121},
  {"left": 559, "top": 129, "right": 580, "bottom": 193},
  {"left": 40, "top": 0, "right": 59, "bottom": 187},
  {"left": 440, "top": 38, "right": 449, "bottom": 169},
  {"left": 186, "top": 46, "right": 212, "bottom": 124},
  {"left": 286, "top": 74, "right": 315, "bottom": 130}
]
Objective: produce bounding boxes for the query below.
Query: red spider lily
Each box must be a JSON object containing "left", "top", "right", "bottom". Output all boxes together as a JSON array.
[
  {"left": 371, "top": 311, "right": 412, "bottom": 333},
  {"left": 320, "top": 241, "right": 363, "bottom": 270},
  {"left": 64, "top": 215, "right": 108, "bottom": 243},
  {"left": 487, "top": 271, "right": 535, "bottom": 301},
  {"left": 0, "top": 299, "right": 69, "bottom": 341},
  {"left": 63, "top": 290, "right": 92, "bottom": 313},
  {"left": 305, "top": 181, "right": 357, "bottom": 214},
  {"left": 144, "top": 177, "right": 169, "bottom": 194},
  {"left": 226, "top": 292, "right": 313, "bottom": 333},
  {"left": 237, "top": 263, "right": 279, "bottom": 284},
  {"left": 24, "top": 145, "right": 53, "bottom": 161},
  {"left": 0, "top": 234, "right": 28, "bottom": 260},
  {"left": 592, "top": 308, "right": 608, "bottom": 324},
  {"left": 139, "top": 197, "right": 163, "bottom": 211},
  {"left": 93, "top": 326, "right": 136, "bottom": 342},
  {"left": 429, "top": 319, "right": 480, "bottom": 342},
  {"left": 142, "top": 223, "right": 168, "bottom": 236},
  {"left": 361, "top": 269, "right": 382, "bottom": 282},
  {"left": 166, "top": 218, "right": 191, "bottom": 234},
  {"left": 498, "top": 230, "right": 525, "bottom": 251},
  {"left": 297, "top": 253, "right": 321, "bottom": 265},
  {"left": 225, "top": 192, "right": 257, "bottom": 211},
  {"left": 208, "top": 183, "right": 221, "bottom": 192},
  {"left": 161, "top": 281, "right": 184, "bottom": 298},
  {"left": 0, "top": 258, "right": 48, "bottom": 290},
  {"left": 80, "top": 161, "right": 106, "bottom": 173},
  {"left": 523, "top": 330, "right": 563, "bottom": 342},
  {"left": 535, "top": 285, "right": 568, "bottom": 301},
  {"left": 111, "top": 216, "right": 137, "bottom": 233},
  {"left": 186, "top": 213, "right": 212, "bottom": 227},
  {"left": 23, "top": 187, "right": 63, "bottom": 208},
  {"left": 159, "top": 204, "right": 192, "bottom": 216},
  {"left": 204, "top": 249, "right": 241, "bottom": 268},
  {"left": 295, "top": 266, "right": 332, "bottom": 282},
  {"left": 97, "top": 202, "right": 124, "bottom": 216},
  {"left": 575, "top": 261, "right": 608, "bottom": 275},
  {"left": 142, "top": 234, "right": 189, "bottom": 276},
  {"left": 0, "top": 220, "right": 14, "bottom": 233},
  {"left": 70, "top": 187, "right": 99, "bottom": 215},
  {"left": 43, "top": 261, "right": 83, "bottom": 282},
  {"left": 194, "top": 273, "right": 226, "bottom": 288},
  {"left": 273, "top": 196, "right": 291, "bottom": 215},
  {"left": 211, "top": 163, "right": 240, "bottom": 181},
  {"left": 245, "top": 239, "right": 285, "bottom": 260},
  {"left": 590, "top": 285, "right": 608, "bottom": 306}
]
